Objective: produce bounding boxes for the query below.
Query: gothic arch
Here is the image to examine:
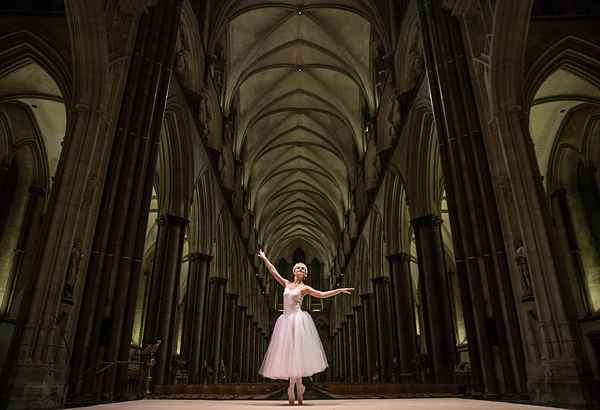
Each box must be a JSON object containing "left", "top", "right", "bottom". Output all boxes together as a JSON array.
[
  {"left": 158, "top": 101, "right": 195, "bottom": 218},
  {"left": 188, "top": 170, "right": 215, "bottom": 256},
  {"left": 0, "top": 31, "right": 72, "bottom": 103}
]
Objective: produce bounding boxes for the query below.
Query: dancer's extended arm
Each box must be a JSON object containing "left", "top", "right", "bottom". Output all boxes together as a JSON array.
[
  {"left": 304, "top": 286, "right": 354, "bottom": 299},
  {"left": 257, "top": 249, "right": 287, "bottom": 287}
]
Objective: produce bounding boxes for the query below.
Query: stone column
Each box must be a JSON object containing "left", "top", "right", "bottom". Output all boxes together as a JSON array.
[
  {"left": 373, "top": 277, "right": 396, "bottom": 382},
  {"left": 2, "top": 186, "right": 45, "bottom": 316},
  {"left": 417, "top": 0, "right": 527, "bottom": 395},
  {"left": 68, "top": 0, "right": 184, "bottom": 400},
  {"left": 236, "top": 306, "right": 247, "bottom": 382},
  {"left": 551, "top": 189, "right": 590, "bottom": 312},
  {"left": 411, "top": 215, "right": 455, "bottom": 383},
  {"left": 142, "top": 214, "right": 188, "bottom": 385},
  {"left": 579, "top": 165, "right": 600, "bottom": 250},
  {"left": 340, "top": 323, "right": 347, "bottom": 381},
  {"left": 247, "top": 321, "right": 255, "bottom": 381},
  {"left": 353, "top": 306, "right": 364, "bottom": 382},
  {"left": 360, "top": 293, "right": 376, "bottom": 382},
  {"left": 337, "top": 329, "right": 343, "bottom": 381},
  {"left": 222, "top": 293, "right": 239, "bottom": 382},
  {"left": 143, "top": 215, "right": 188, "bottom": 384},
  {"left": 242, "top": 313, "right": 253, "bottom": 381},
  {"left": 181, "top": 253, "right": 211, "bottom": 383},
  {"left": 346, "top": 315, "right": 355, "bottom": 382},
  {"left": 388, "top": 253, "right": 418, "bottom": 382},
  {"left": 333, "top": 330, "right": 339, "bottom": 380},
  {"left": 204, "top": 277, "right": 227, "bottom": 383}
]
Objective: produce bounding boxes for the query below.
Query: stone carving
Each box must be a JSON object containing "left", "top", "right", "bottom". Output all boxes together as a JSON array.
[
  {"left": 219, "top": 127, "right": 234, "bottom": 190},
  {"left": 61, "top": 239, "right": 83, "bottom": 305},
  {"left": 209, "top": 48, "right": 225, "bottom": 94},
  {"left": 142, "top": 339, "right": 161, "bottom": 396},
  {"left": 198, "top": 89, "right": 211, "bottom": 141},
  {"left": 515, "top": 240, "right": 533, "bottom": 298},
  {"left": 388, "top": 95, "right": 403, "bottom": 141}
]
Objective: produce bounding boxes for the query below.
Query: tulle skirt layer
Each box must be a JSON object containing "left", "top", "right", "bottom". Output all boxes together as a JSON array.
[{"left": 259, "top": 310, "right": 328, "bottom": 379}]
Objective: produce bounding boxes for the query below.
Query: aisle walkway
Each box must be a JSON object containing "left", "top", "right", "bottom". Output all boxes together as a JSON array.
[{"left": 78, "top": 398, "right": 565, "bottom": 409}]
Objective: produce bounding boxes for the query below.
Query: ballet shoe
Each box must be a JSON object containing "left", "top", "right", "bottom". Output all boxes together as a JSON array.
[
  {"left": 297, "top": 384, "right": 305, "bottom": 405},
  {"left": 287, "top": 386, "right": 295, "bottom": 405}
]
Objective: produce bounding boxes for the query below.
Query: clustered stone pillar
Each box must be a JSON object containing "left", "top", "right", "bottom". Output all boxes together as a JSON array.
[
  {"left": 181, "top": 253, "right": 211, "bottom": 383},
  {"left": 343, "top": 322, "right": 350, "bottom": 380},
  {"left": 142, "top": 214, "right": 189, "bottom": 385},
  {"left": 2, "top": 186, "right": 45, "bottom": 316},
  {"left": 417, "top": 0, "right": 527, "bottom": 395},
  {"left": 411, "top": 215, "right": 455, "bottom": 383},
  {"left": 200, "top": 276, "right": 227, "bottom": 383},
  {"left": 550, "top": 189, "right": 590, "bottom": 312},
  {"left": 579, "top": 165, "right": 600, "bottom": 248},
  {"left": 345, "top": 315, "right": 356, "bottom": 381},
  {"left": 360, "top": 293, "right": 377, "bottom": 382},
  {"left": 221, "top": 293, "right": 239, "bottom": 381},
  {"left": 68, "top": 0, "right": 183, "bottom": 400},
  {"left": 352, "top": 305, "right": 365, "bottom": 382},
  {"left": 181, "top": 268, "right": 263, "bottom": 385},
  {"left": 373, "top": 276, "right": 397, "bottom": 382},
  {"left": 333, "top": 329, "right": 340, "bottom": 381},
  {"left": 387, "top": 253, "right": 418, "bottom": 383},
  {"left": 242, "top": 312, "right": 253, "bottom": 381}
]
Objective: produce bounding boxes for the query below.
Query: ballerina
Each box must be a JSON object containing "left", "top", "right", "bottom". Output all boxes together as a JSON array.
[{"left": 257, "top": 249, "right": 354, "bottom": 405}]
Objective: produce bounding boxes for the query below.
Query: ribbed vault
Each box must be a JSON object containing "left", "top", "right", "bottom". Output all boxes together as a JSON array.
[{"left": 218, "top": 1, "right": 379, "bottom": 267}]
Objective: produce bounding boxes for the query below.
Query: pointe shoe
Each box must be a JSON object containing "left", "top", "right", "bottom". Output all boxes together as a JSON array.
[
  {"left": 297, "top": 384, "right": 305, "bottom": 405},
  {"left": 287, "top": 386, "right": 296, "bottom": 405}
]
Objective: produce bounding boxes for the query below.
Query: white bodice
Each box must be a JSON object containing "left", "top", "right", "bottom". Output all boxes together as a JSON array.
[{"left": 283, "top": 285, "right": 304, "bottom": 315}]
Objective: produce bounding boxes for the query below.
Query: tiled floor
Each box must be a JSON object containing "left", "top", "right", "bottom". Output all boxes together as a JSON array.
[{"left": 78, "top": 398, "right": 566, "bottom": 409}]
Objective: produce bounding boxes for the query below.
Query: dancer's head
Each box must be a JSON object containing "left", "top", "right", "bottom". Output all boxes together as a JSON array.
[{"left": 292, "top": 262, "right": 308, "bottom": 282}]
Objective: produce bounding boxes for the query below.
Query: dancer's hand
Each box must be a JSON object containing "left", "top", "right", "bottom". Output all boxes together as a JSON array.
[
  {"left": 257, "top": 249, "right": 266, "bottom": 261},
  {"left": 341, "top": 288, "right": 354, "bottom": 295}
]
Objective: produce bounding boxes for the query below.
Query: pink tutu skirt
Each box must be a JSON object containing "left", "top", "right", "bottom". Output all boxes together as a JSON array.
[{"left": 259, "top": 310, "right": 328, "bottom": 379}]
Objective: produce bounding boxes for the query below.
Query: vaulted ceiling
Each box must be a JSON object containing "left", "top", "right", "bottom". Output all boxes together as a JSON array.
[{"left": 211, "top": 1, "right": 385, "bottom": 265}]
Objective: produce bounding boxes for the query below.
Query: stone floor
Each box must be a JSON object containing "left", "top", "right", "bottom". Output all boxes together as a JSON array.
[{"left": 77, "top": 398, "right": 567, "bottom": 409}]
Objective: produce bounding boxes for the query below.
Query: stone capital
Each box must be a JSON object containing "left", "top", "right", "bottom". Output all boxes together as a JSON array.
[
  {"left": 410, "top": 214, "right": 442, "bottom": 228},
  {"left": 157, "top": 213, "right": 189, "bottom": 227},
  {"left": 386, "top": 252, "right": 411, "bottom": 263},
  {"left": 188, "top": 252, "right": 212, "bottom": 262},
  {"left": 372, "top": 276, "right": 390, "bottom": 284}
]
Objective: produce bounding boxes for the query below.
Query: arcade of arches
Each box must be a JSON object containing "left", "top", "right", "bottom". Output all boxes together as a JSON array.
[{"left": 1, "top": 1, "right": 600, "bottom": 409}]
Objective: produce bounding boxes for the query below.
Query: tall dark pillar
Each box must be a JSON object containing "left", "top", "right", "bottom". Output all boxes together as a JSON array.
[
  {"left": 373, "top": 277, "right": 396, "bottom": 382},
  {"left": 69, "top": 0, "right": 184, "bottom": 399},
  {"left": 411, "top": 215, "right": 455, "bottom": 383},
  {"left": 334, "top": 330, "right": 340, "bottom": 381},
  {"left": 242, "top": 313, "right": 253, "bottom": 381},
  {"left": 353, "top": 306, "right": 364, "bottom": 382},
  {"left": 579, "top": 165, "right": 600, "bottom": 247},
  {"left": 181, "top": 253, "right": 211, "bottom": 383},
  {"left": 249, "top": 321, "right": 257, "bottom": 381},
  {"left": 346, "top": 315, "right": 356, "bottom": 382},
  {"left": 143, "top": 214, "right": 188, "bottom": 385},
  {"left": 337, "top": 329, "right": 343, "bottom": 381},
  {"left": 551, "top": 188, "right": 590, "bottom": 312},
  {"left": 417, "top": 0, "right": 527, "bottom": 395},
  {"left": 222, "top": 293, "right": 239, "bottom": 382},
  {"left": 340, "top": 321, "right": 350, "bottom": 383},
  {"left": 360, "top": 293, "right": 376, "bottom": 382},
  {"left": 388, "top": 253, "right": 418, "bottom": 382},
  {"left": 2, "top": 186, "right": 45, "bottom": 316},
  {"left": 204, "top": 277, "right": 227, "bottom": 383},
  {"left": 236, "top": 306, "right": 247, "bottom": 382}
]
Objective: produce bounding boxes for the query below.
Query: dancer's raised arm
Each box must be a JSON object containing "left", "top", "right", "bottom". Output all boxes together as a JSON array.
[
  {"left": 303, "top": 286, "right": 354, "bottom": 299},
  {"left": 257, "top": 249, "right": 288, "bottom": 287}
]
